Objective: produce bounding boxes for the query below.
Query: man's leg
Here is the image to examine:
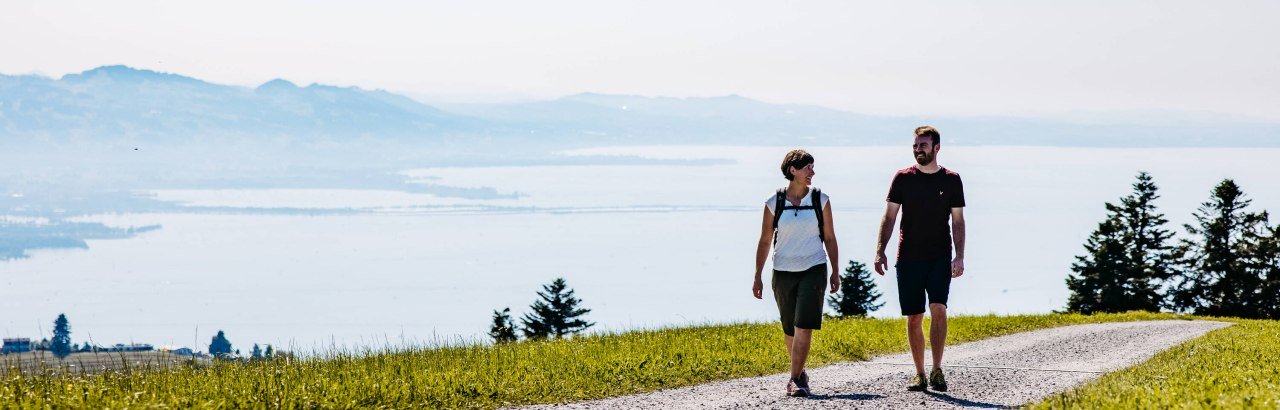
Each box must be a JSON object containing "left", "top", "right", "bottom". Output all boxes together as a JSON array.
[
  {"left": 898, "top": 260, "right": 929, "bottom": 391},
  {"left": 790, "top": 328, "right": 813, "bottom": 378},
  {"left": 928, "top": 303, "right": 947, "bottom": 370},
  {"left": 924, "top": 256, "right": 954, "bottom": 391},
  {"left": 784, "top": 334, "right": 794, "bottom": 362},
  {"left": 906, "top": 313, "right": 926, "bottom": 375}
]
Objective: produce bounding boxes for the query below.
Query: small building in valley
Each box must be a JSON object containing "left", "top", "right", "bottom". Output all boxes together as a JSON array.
[
  {"left": 2, "top": 338, "right": 32, "bottom": 354},
  {"left": 107, "top": 343, "right": 154, "bottom": 352}
]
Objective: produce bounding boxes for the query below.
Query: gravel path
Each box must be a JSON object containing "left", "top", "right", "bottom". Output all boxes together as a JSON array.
[{"left": 520, "top": 320, "right": 1231, "bottom": 409}]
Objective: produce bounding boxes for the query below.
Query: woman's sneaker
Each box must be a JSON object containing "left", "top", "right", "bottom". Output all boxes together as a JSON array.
[
  {"left": 787, "top": 372, "right": 811, "bottom": 397},
  {"left": 907, "top": 372, "right": 928, "bottom": 392}
]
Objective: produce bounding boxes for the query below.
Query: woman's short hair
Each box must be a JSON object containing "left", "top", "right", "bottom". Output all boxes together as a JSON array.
[{"left": 780, "top": 149, "right": 814, "bottom": 180}]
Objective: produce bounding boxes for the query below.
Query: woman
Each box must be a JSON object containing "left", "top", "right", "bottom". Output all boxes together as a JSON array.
[{"left": 753, "top": 149, "right": 840, "bottom": 397}]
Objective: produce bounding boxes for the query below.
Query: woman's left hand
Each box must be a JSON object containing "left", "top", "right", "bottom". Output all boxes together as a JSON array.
[{"left": 829, "top": 272, "right": 840, "bottom": 293}]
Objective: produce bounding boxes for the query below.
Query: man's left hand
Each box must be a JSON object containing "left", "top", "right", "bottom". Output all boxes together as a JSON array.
[{"left": 951, "top": 257, "right": 965, "bottom": 278}]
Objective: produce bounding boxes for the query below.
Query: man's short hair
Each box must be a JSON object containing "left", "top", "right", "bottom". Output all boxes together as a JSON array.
[
  {"left": 780, "top": 149, "right": 814, "bottom": 180},
  {"left": 914, "top": 126, "right": 940, "bottom": 146}
]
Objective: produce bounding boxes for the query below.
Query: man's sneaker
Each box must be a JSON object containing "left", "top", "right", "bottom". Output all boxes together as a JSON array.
[
  {"left": 907, "top": 372, "right": 928, "bottom": 392},
  {"left": 929, "top": 368, "right": 948, "bottom": 392},
  {"left": 787, "top": 372, "right": 811, "bottom": 397}
]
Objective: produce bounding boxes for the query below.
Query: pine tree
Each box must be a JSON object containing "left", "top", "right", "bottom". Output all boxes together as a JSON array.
[
  {"left": 51, "top": 314, "right": 72, "bottom": 359},
  {"left": 1169, "top": 179, "right": 1271, "bottom": 317},
  {"left": 1065, "top": 172, "right": 1178, "bottom": 313},
  {"left": 827, "top": 260, "right": 883, "bottom": 317},
  {"left": 251, "top": 343, "right": 263, "bottom": 359},
  {"left": 1255, "top": 226, "right": 1280, "bottom": 319},
  {"left": 1115, "top": 172, "right": 1180, "bottom": 308},
  {"left": 489, "top": 307, "right": 518, "bottom": 343},
  {"left": 209, "top": 330, "right": 233, "bottom": 356},
  {"left": 264, "top": 345, "right": 274, "bottom": 358},
  {"left": 1066, "top": 218, "right": 1129, "bottom": 313},
  {"left": 520, "top": 278, "right": 594, "bottom": 339}
]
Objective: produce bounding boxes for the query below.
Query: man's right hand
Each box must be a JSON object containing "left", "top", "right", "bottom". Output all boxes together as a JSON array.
[
  {"left": 874, "top": 252, "right": 888, "bottom": 276},
  {"left": 752, "top": 276, "right": 764, "bottom": 299}
]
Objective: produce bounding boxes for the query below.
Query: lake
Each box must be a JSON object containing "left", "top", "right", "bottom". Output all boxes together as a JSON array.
[{"left": 3, "top": 146, "right": 1276, "bottom": 351}]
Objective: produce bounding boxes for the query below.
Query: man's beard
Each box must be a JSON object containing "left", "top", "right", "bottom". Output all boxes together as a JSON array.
[{"left": 914, "top": 151, "right": 934, "bottom": 166}]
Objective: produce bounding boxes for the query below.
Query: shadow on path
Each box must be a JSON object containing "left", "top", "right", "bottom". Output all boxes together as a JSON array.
[
  {"left": 805, "top": 393, "right": 886, "bottom": 401},
  {"left": 925, "top": 391, "right": 1012, "bottom": 409}
]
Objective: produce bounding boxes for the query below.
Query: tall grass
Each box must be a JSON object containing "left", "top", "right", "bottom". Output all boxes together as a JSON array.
[
  {"left": 1030, "top": 317, "right": 1280, "bottom": 409},
  {"left": 0, "top": 312, "right": 1176, "bottom": 409}
]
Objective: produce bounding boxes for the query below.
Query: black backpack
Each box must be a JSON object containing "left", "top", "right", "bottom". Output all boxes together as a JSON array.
[{"left": 772, "top": 188, "right": 825, "bottom": 245}]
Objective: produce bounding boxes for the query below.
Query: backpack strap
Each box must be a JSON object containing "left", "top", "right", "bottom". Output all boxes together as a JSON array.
[
  {"left": 772, "top": 188, "right": 826, "bottom": 244},
  {"left": 811, "top": 188, "right": 825, "bottom": 243},
  {"left": 772, "top": 189, "right": 786, "bottom": 245}
]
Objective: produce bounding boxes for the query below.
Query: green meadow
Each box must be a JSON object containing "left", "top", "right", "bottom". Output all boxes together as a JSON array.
[
  {"left": 2, "top": 312, "right": 1205, "bottom": 409},
  {"left": 1030, "top": 317, "right": 1280, "bottom": 409}
]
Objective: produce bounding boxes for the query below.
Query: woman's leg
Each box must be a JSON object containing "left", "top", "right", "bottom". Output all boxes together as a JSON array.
[
  {"left": 790, "top": 265, "right": 826, "bottom": 379},
  {"left": 789, "top": 328, "right": 813, "bottom": 378},
  {"left": 773, "top": 270, "right": 799, "bottom": 370}
]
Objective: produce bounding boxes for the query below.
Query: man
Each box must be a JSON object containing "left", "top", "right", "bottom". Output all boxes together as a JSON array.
[{"left": 874, "top": 125, "right": 966, "bottom": 392}]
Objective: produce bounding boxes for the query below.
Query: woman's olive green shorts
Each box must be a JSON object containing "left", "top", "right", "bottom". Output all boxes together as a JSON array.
[{"left": 772, "top": 263, "right": 827, "bottom": 336}]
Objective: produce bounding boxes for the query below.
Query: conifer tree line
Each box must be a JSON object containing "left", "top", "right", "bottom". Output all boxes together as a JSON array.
[
  {"left": 19, "top": 314, "right": 285, "bottom": 360},
  {"left": 489, "top": 277, "right": 594, "bottom": 343},
  {"left": 1066, "top": 172, "right": 1280, "bottom": 319}
]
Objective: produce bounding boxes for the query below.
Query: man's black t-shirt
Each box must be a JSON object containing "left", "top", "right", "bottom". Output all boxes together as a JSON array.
[{"left": 887, "top": 166, "right": 965, "bottom": 262}]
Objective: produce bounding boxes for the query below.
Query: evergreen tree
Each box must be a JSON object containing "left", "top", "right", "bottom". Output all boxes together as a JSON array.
[
  {"left": 209, "top": 330, "right": 233, "bottom": 356},
  {"left": 251, "top": 343, "right": 263, "bottom": 359},
  {"left": 1169, "top": 179, "right": 1271, "bottom": 317},
  {"left": 827, "top": 260, "right": 883, "bottom": 317},
  {"left": 520, "top": 278, "right": 594, "bottom": 339},
  {"left": 1065, "top": 172, "right": 1178, "bottom": 313},
  {"left": 488, "top": 307, "right": 518, "bottom": 343},
  {"left": 51, "top": 314, "right": 72, "bottom": 359},
  {"left": 1255, "top": 226, "right": 1280, "bottom": 319},
  {"left": 1115, "top": 172, "right": 1180, "bottom": 306},
  {"left": 264, "top": 345, "right": 274, "bottom": 358},
  {"left": 1066, "top": 219, "right": 1128, "bottom": 313}
]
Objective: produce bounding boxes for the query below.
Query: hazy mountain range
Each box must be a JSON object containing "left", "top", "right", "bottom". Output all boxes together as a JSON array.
[{"left": 2, "top": 65, "right": 1278, "bottom": 147}]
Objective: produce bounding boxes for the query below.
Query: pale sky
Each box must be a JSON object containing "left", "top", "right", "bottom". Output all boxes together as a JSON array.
[{"left": 3, "top": 0, "right": 1278, "bottom": 120}]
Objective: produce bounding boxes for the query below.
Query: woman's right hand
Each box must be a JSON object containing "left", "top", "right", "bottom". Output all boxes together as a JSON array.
[{"left": 752, "top": 276, "right": 764, "bottom": 299}]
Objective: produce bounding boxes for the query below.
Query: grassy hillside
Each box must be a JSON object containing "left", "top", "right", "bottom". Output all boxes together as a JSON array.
[
  {"left": 1030, "top": 317, "right": 1279, "bottom": 409},
  {"left": 0, "top": 312, "right": 1179, "bottom": 408}
]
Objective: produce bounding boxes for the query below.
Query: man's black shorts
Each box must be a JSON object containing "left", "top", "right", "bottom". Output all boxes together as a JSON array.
[{"left": 896, "top": 256, "right": 952, "bottom": 316}]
